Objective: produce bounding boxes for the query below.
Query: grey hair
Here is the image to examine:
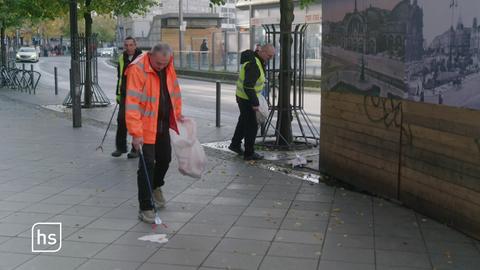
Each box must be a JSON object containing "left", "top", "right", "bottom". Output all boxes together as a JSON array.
[
  {"left": 261, "top": 43, "right": 275, "bottom": 52},
  {"left": 150, "top": 42, "right": 173, "bottom": 56}
]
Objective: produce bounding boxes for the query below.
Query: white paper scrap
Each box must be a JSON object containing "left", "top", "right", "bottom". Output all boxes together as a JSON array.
[{"left": 138, "top": 234, "right": 169, "bottom": 244}]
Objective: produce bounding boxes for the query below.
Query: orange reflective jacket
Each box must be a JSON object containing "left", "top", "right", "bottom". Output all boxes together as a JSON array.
[{"left": 125, "top": 52, "right": 182, "bottom": 144}]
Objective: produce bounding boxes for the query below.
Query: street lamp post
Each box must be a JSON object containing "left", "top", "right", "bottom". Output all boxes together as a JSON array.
[
  {"left": 179, "top": 0, "right": 184, "bottom": 68},
  {"left": 70, "top": 0, "right": 81, "bottom": 127},
  {"left": 249, "top": 0, "right": 255, "bottom": 50}
]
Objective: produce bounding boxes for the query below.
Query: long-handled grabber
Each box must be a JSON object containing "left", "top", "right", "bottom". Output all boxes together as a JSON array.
[
  {"left": 138, "top": 148, "right": 162, "bottom": 225},
  {"left": 96, "top": 103, "right": 118, "bottom": 152}
]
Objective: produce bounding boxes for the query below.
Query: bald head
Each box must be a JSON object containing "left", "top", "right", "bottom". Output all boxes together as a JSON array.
[{"left": 258, "top": 44, "right": 275, "bottom": 62}]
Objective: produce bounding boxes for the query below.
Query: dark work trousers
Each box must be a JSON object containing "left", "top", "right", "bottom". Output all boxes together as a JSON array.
[
  {"left": 231, "top": 97, "right": 258, "bottom": 157},
  {"left": 137, "top": 132, "right": 172, "bottom": 211},
  {"left": 115, "top": 97, "right": 129, "bottom": 152}
]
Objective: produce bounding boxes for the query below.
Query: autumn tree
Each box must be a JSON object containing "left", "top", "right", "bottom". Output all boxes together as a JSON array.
[
  {"left": 78, "top": 0, "right": 157, "bottom": 107},
  {"left": 0, "top": 0, "right": 66, "bottom": 65}
]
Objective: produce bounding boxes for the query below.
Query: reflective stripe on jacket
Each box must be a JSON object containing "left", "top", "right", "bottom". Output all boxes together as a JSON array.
[
  {"left": 125, "top": 53, "right": 182, "bottom": 144},
  {"left": 236, "top": 56, "right": 265, "bottom": 100}
]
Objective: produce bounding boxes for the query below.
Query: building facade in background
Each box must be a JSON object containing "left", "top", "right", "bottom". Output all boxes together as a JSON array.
[
  {"left": 115, "top": 0, "right": 321, "bottom": 78},
  {"left": 116, "top": 0, "right": 237, "bottom": 48}
]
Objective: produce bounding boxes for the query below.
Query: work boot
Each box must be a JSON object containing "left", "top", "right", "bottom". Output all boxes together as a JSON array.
[
  {"left": 138, "top": 209, "right": 156, "bottom": 224},
  {"left": 228, "top": 144, "right": 244, "bottom": 155},
  {"left": 111, "top": 149, "right": 127, "bottom": 157},
  {"left": 127, "top": 149, "right": 139, "bottom": 159},
  {"left": 153, "top": 187, "right": 166, "bottom": 208},
  {"left": 244, "top": 152, "right": 264, "bottom": 161}
]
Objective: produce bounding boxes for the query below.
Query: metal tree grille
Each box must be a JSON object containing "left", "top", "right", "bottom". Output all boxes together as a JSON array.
[
  {"left": 63, "top": 34, "right": 110, "bottom": 107},
  {"left": 260, "top": 24, "right": 319, "bottom": 147}
]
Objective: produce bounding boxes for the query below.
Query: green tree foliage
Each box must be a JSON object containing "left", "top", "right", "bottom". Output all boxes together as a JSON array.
[
  {"left": 92, "top": 15, "right": 116, "bottom": 43},
  {"left": 0, "top": 0, "right": 66, "bottom": 64},
  {"left": 86, "top": 0, "right": 158, "bottom": 16}
]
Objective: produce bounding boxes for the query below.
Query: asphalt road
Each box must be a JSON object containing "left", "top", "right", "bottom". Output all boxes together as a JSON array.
[{"left": 30, "top": 56, "right": 320, "bottom": 130}]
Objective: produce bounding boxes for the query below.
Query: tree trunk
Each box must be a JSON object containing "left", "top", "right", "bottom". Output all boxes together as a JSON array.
[
  {"left": 276, "top": 0, "right": 294, "bottom": 145},
  {"left": 84, "top": 0, "right": 93, "bottom": 108},
  {"left": 1, "top": 25, "right": 6, "bottom": 66},
  {"left": 70, "top": 0, "right": 82, "bottom": 127}
]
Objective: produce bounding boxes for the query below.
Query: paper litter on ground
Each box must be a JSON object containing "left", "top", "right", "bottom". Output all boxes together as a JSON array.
[{"left": 138, "top": 234, "right": 169, "bottom": 244}]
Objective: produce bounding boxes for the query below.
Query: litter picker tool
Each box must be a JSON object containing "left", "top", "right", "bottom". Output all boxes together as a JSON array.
[
  {"left": 138, "top": 148, "right": 162, "bottom": 225},
  {"left": 96, "top": 103, "right": 118, "bottom": 152}
]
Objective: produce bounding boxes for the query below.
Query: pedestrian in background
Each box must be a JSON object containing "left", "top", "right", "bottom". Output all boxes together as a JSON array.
[
  {"left": 125, "top": 43, "right": 184, "bottom": 223},
  {"left": 111, "top": 36, "right": 143, "bottom": 158},
  {"left": 229, "top": 44, "right": 275, "bottom": 161},
  {"left": 200, "top": 39, "right": 208, "bottom": 66}
]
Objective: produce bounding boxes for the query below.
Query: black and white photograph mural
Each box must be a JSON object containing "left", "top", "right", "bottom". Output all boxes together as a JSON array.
[
  {"left": 322, "top": 0, "right": 480, "bottom": 110},
  {"left": 322, "top": 0, "right": 423, "bottom": 98},
  {"left": 407, "top": 0, "right": 480, "bottom": 110}
]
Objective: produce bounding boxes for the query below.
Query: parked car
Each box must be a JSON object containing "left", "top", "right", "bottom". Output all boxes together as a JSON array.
[
  {"left": 100, "top": 47, "right": 116, "bottom": 57},
  {"left": 16, "top": 47, "right": 39, "bottom": 62}
]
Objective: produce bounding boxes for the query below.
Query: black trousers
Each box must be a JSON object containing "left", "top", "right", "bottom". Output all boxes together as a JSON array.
[
  {"left": 137, "top": 132, "right": 171, "bottom": 210},
  {"left": 231, "top": 97, "right": 258, "bottom": 157},
  {"left": 115, "top": 97, "right": 129, "bottom": 152}
]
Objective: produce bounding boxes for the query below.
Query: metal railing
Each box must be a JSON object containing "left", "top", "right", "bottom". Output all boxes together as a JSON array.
[{"left": 0, "top": 64, "right": 41, "bottom": 94}]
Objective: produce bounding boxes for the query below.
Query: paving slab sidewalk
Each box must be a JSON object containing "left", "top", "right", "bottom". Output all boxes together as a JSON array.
[{"left": 0, "top": 89, "right": 479, "bottom": 270}]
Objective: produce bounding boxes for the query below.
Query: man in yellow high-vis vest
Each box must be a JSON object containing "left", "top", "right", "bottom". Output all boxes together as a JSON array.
[
  {"left": 229, "top": 44, "right": 275, "bottom": 161},
  {"left": 112, "top": 36, "right": 142, "bottom": 158}
]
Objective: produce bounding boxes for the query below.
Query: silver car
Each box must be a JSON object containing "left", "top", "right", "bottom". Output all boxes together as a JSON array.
[
  {"left": 100, "top": 47, "right": 116, "bottom": 57},
  {"left": 16, "top": 47, "right": 39, "bottom": 62}
]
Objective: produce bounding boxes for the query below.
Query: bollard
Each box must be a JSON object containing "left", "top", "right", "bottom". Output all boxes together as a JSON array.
[
  {"left": 70, "top": 68, "right": 73, "bottom": 102},
  {"left": 70, "top": 68, "right": 82, "bottom": 128},
  {"left": 30, "top": 65, "right": 34, "bottom": 94},
  {"left": 22, "top": 63, "right": 25, "bottom": 71},
  {"left": 216, "top": 81, "right": 221, "bottom": 127},
  {"left": 54, "top": 67, "right": 58, "bottom": 95}
]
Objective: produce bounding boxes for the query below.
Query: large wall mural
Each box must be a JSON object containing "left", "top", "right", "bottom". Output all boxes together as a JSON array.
[{"left": 322, "top": 0, "right": 480, "bottom": 110}]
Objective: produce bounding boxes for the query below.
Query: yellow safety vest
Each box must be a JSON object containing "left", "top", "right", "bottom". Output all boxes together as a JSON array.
[
  {"left": 236, "top": 56, "right": 265, "bottom": 100},
  {"left": 116, "top": 55, "right": 125, "bottom": 101}
]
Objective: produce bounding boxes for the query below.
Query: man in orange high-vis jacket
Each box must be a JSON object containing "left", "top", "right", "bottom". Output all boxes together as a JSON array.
[{"left": 125, "top": 43, "right": 184, "bottom": 224}]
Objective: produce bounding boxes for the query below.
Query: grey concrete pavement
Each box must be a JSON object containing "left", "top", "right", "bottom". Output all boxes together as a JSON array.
[{"left": 0, "top": 87, "right": 479, "bottom": 269}]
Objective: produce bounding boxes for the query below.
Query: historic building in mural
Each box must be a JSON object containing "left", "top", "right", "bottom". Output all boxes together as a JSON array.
[
  {"left": 406, "top": 0, "right": 480, "bottom": 110},
  {"left": 429, "top": 18, "right": 480, "bottom": 60},
  {"left": 323, "top": 0, "right": 423, "bottom": 61}
]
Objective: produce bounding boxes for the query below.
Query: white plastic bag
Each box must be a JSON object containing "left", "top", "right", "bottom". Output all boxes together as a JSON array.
[
  {"left": 170, "top": 118, "right": 207, "bottom": 179},
  {"left": 256, "top": 94, "right": 269, "bottom": 124}
]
